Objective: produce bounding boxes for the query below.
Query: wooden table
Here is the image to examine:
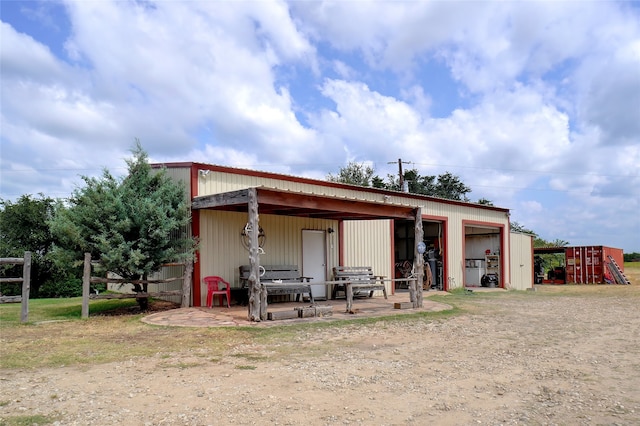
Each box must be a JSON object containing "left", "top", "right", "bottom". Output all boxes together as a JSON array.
[{"left": 309, "top": 278, "right": 418, "bottom": 312}]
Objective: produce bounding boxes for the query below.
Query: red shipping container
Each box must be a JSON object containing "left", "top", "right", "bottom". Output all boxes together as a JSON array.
[{"left": 564, "top": 246, "right": 624, "bottom": 284}]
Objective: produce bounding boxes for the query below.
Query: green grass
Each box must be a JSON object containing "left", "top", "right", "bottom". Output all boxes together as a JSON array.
[{"left": 0, "top": 297, "right": 139, "bottom": 326}]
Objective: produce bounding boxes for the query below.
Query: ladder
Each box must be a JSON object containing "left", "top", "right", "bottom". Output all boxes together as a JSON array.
[{"left": 607, "top": 255, "right": 631, "bottom": 285}]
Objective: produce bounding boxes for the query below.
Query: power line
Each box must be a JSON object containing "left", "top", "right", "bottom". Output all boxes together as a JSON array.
[{"left": 387, "top": 158, "right": 412, "bottom": 191}]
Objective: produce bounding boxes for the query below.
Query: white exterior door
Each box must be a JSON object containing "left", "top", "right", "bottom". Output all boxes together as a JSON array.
[{"left": 302, "top": 230, "right": 327, "bottom": 299}]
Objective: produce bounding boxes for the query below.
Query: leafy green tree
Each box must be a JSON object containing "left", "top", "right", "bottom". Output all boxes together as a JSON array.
[
  {"left": 327, "top": 162, "right": 376, "bottom": 187},
  {"left": 328, "top": 164, "right": 477, "bottom": 202},
  {"left": 381, "top": 168, "right": 472, "bottom": 201},
  {"left": 477, "top": 198, "right": 494, "bottom": 206},
  {"left": 49, "top": 141, "right": 196, "bottom": 308},
  {"left": 403, "top": 169, "right": 436, "bottom": 194},
  {"left": 371, "top": 175, "right": 386, "bottom": 189},
  {"left": 533, "top": 237, "right": 570, "bottom": 248},
  {"left": 623, "top": 252, "right": 640, "bottom": 262},
  {"left": 0, "top": 194, "right": 59, "bottom": 296},
  {"left": 430, "top": 171, "right": 472, "bottom": 201},
  {"left": 510, "top": 221, "right": 537, "bottom": 236},
  {"left": 549, "top": 239, "right": 570, "bottom": 247},
  {"left": 533, "top": 237, "right": 547, "bottom": 247}
]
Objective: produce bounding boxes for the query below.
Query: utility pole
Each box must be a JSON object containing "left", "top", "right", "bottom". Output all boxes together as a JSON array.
[{"left": 388, "top": 158, "right": 411, "bottom": 192}]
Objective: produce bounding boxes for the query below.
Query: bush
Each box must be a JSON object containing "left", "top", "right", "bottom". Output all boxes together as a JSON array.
[
  {"left": 38, "top": 278, "right": 83, "bottom": 298},
  {"left": 0, "top": 281, "right": 21, "bottom": 296}
]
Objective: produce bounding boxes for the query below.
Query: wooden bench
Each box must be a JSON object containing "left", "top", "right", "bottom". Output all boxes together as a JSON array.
[
  {"left": 239, "top": 265, "right": 314, "bottom": 303},
  {"left": 332, "top": 266, "right": 388, "bottom": 300}
]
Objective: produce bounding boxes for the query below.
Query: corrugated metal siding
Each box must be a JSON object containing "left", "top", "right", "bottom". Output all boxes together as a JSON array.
[
  {"left": 342, "top": 220, "right": 392, "bottom": 296},
  {"left": 509, "top": 232, "right": 533, "bottom": 290},
  {"left": 153, "top": 166, "right": 192, "bottom": 303},
  {"left": 448, "top": 218, "right": 465, "bottom": 290},
  {"left": 106, "top": 264, "right": 186, "bottom": 304},
  {"left": 146, "top": 264, "right": 186, "bottom": 304},
  {"left": 162, "top": 167, "right": 192, "bottom": 201},
  {"left": 198, "top": 170, "right": 404, "bottom": 203},
  {"left": 114, "top": 166, "right": 193, "bottom": 303},
  {"left": 198, "top": 209, "right": 338, "bottom": 306}
]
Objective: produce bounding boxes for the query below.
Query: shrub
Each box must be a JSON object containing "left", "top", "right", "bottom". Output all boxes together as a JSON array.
[{"left": 38, "top": 278, "right": 83, "bottom": 298}]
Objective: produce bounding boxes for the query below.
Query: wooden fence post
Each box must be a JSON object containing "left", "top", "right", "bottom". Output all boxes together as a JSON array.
[
  {"left": 181, "top": 261, "right": 193, "bottom": 308},
  {"left": 20, "top": 251, "right": 31, "bottom": 323},
  {"left": 82, "top": 253, "right": 91, "bottom": 318}
]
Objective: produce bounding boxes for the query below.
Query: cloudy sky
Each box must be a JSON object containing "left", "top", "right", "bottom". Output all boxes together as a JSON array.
[{"left": 1, "top": 0, "right": 639, "bottom": 252}]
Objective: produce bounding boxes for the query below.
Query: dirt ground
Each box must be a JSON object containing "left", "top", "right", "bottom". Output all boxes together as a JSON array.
[{"left": 2, "top": 284, "right": 639, "bottom": 426}]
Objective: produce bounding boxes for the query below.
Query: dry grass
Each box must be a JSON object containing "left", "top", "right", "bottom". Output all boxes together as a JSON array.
[
  {"left": 0, "top": 314, "right": 256, "bottom": 369},
  {"left": 0, "top": 298, "right": 269, "bottom": 369},
  {"left": 624, "top": 261, "right": 640, "bottom": 284},
  {"left": 1, "top": 265, "right": 638, "bottom": 371}
]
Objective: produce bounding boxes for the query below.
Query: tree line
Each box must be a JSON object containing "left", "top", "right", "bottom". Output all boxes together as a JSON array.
[{"left": 326, "top": 161, "right": 486, "bottom": 203}]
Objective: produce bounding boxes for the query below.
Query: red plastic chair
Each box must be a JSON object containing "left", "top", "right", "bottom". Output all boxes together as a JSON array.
[{"left": 204, "top": 276, "right": 231, "bottom": 308}]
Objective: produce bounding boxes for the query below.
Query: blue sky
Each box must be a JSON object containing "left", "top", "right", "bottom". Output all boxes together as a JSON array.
[{"left": 1, "top": 0, "right": 639, "bottom": 252}]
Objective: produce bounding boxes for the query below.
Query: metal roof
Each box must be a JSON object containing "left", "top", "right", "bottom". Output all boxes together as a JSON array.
[
  {"left": 154, "top": 161, "right": 510, "bottom": 214},
  {"left": 534, "top": 247, "right": 566, "bottom": 255},
  {"left": 192, "top": 187, "right": 417, "bottom": 220}
]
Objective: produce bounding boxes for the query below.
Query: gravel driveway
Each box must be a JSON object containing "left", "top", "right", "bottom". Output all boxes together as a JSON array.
[{"left": 1, "top": 286, "right": 639, "bottom": 425}]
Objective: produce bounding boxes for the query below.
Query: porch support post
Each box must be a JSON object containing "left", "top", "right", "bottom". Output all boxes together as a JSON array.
[
  {"left": 413, "top": 208, "right": 424, "bottom": 308},
  {"left": 247, "top": 188, "right": 264, "bottom": 321}
]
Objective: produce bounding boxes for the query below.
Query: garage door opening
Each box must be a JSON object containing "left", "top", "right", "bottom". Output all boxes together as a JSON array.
[
  {"left": 464, "top": 224, "right": 504, "bottom": 288},
  {"left": 394, "top": 219, "right": 446, "bottom": 291}
]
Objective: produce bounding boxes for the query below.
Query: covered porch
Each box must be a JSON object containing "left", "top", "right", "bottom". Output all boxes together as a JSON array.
[{"left": 191, "top": 186, "right": 427, "bottom": 321}]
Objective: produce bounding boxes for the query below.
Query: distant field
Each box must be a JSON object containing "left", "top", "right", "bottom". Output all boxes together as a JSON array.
[{"left": 624, "top": 261, "right": 640, "bottom": 285}]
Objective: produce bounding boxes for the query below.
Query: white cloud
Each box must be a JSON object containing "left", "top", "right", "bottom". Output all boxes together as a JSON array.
[
  {"left": 0, "top": 22, "right": 67, "bottom": 83},
  {"left": 520, "top": 201, "right": 543, "bottom": 213},
  {"left": 310, "top": 79, "right": 423, "bottom": 164}
]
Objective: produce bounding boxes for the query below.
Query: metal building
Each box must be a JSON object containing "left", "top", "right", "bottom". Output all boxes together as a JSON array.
[{"left": 153, "top": 162, "right": 534, "bottom": 306}]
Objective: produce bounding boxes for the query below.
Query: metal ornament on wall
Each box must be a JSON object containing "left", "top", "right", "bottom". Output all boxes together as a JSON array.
[
  {"left": 417, "top": 241, "right": 426, "bottom": 255},
  {"left": 241, "top": 223, "right": 266, "bottom": 251}
]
